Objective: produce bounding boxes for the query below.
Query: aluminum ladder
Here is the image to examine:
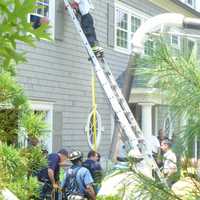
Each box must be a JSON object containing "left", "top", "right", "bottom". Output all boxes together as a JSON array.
[{"left": 64, "top": 0, "right": 166, "bottom": 185}]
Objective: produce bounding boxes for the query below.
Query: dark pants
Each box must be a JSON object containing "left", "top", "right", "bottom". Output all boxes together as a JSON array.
[
  {"left": 39, "top": 181, "right": 59, "bottom": 200},
  {"left": 81, "top": 13, "right": 98, "bottom": 47}
]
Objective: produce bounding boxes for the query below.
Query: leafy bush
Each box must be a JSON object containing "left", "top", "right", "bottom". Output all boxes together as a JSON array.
[
  {"left": 20, "top": 146, "right": 47, "bottom": 177},
  {"left": 97, "top": 195, "right": 122, "bottom": 200},
  {"left": 7, "top": 176, "right": 40, "bottom": 200},
  {"left": 0, "top": 143, "right": 27, "bottom": 181},
  {"left": 0, "top": 0, "right": 50, "bottom": 199}
]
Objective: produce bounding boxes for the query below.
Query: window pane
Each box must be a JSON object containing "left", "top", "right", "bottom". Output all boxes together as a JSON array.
[
  {"left": 144, "top": 40, "right": 154, "bottom": 56},
  {"left": 171, "top": 34, "right": 180, "bottom": 49},
  {"left": 131, "top": 16, "right": 141, "bottom": 33},
  {"left": 116, "top": 9, "right": 128, "bottom": 30},
  {"left": 116, "top": 8, "right": 128, "bottom": 48},
  {"left": 186, "top": 0, "right": 194, "bottom": 6},
  {"left": 172, "top": 35, "right": 178, "bottom": 45},
  {"left": 35, "top": 0, "right": 49, "bottom": 17},
  {"left": 117, "top": 30, "right": 128, "bottom": 48},
  {"left": 188, "top": 40, "right": 194, "bottom": 51}
]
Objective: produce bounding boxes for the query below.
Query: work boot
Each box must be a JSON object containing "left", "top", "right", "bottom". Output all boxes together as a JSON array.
[{"left": 92, "top": 45, "right": 104, "bottom": 53}]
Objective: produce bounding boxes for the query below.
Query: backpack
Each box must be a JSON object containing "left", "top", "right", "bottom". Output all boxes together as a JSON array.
[
  {"left": 63, "top": 167, "right": 85, "bottom": 200},
  {"left": 82, "top": 160, "right": 102, "bottom": 194},
  {"left": 82, "top": 160, "right": 102, "bottom": 184}
]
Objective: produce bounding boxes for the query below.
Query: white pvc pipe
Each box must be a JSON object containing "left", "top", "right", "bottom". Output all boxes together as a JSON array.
[{"left": 132, "top": 13, "right": 185, "bottom": 54}]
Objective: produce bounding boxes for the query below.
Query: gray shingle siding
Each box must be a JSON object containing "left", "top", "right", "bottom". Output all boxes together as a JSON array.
[
  {"left": 119, "top": 0, "right": 166, "bottom": 16},
  {"left": 15, "top": 0, "right": 172, "bottom": 158}
]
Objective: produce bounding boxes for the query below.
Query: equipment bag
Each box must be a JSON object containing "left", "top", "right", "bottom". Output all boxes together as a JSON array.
[{"left": 63, "top": 167, "right": 85, "bottom": 200}]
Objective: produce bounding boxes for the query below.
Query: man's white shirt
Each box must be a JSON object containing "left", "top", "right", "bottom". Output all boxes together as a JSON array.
[
  {"left": 74, "top": 0, "right": 94, "bottom": 16},
  {"left": 163, "top": 149, "right": 177, "bottom": 175},
  {"left": 148, "top": 135, "right": 160, "bottom": 154}
]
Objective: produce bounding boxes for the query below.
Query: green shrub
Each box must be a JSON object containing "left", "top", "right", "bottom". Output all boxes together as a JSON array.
[
  {"left": 0, "top": 143, "right": 27, "bottom": 181},
  {"left": 20, "top": 146, "right": 47, "bottom": 177}
]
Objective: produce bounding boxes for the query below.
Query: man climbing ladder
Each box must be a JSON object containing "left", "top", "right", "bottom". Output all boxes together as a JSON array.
[
  {"left": 70, "top": 0, "right": 104, "bottom": 56},
  {"left": 64, "top": 0, "right": 166, "bottom": 185}
]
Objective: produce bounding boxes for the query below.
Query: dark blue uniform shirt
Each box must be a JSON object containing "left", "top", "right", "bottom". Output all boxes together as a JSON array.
[{"left": 38, "top": 153, "right": 60, "bottom": 182}]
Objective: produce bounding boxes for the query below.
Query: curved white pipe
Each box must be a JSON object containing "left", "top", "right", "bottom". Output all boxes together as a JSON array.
[{"left": 132, "top": 13, "right": 185, "bottom": 54}]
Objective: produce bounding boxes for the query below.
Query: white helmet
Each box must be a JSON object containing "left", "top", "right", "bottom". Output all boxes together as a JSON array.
[
  {"left": 69, "top": 150, "right": 83, "bottom": 161},
  {"left": 128, "top": 149, "right": 143, "bottom": 159}
]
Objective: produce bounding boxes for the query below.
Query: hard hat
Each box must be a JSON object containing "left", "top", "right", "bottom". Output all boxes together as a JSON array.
[
  {"left": 128, "top": 149, "right": 143, "bottom": 159},
  {"left": 69, "top": 150, "right": 83, "bottom": 161}
]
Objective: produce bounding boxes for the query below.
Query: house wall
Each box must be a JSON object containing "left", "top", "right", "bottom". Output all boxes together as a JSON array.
[
  {"left": 15, "top": 0, "right": 191, "bottom": 159},
  {"left": 16, "top": 0, "right": 117, "bottom": 158}
]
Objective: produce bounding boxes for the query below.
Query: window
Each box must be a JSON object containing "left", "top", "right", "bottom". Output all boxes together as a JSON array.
[
  {"left": 187, "top": 39, "right": 196, "bottom": 53},
  {"left": 31, "top": 101, "right": 53, "bottom": 153},
  {"left": 131, "top": 16, "right": 141, "bottom": 33},
  {"left": 35, "top": 0, "right": 49, "bottom": 17},
  {"left": 115, "top": 3, "right": 147, "bottom": 54},
  {"left": 85, "top": 110, "right": 102, "bottom": 150},
  {"left": 29, "top": 0, "right": 55, "bottom": 37},
  {"left": 171, "top": 34, "right": 180, "bottom": 49},
  {"left": 179, "top": 0, "right": 200, "bottom": 11},
  {"left": 116, "top": 8, "right": 128, "bottom": 49},
  {"left": 18, "top": 102, "right": 53, "bottom": 153},
  {"left": 185, "top": 0, "right": 195, "bottom": 7},
  {"left": 144, "top": 39, "right": 154, "bottom": 56},
  {"left": 163, "top": 114, "right": 173, "bottom": 139}
]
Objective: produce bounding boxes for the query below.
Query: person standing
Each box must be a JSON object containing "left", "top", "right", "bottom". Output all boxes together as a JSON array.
[
  {"left": 83, "top": 150, "right": 103, "bottom": 193},
  {"left": 62, "top": 150, "right": 96, "bottom": 200},
  {"left": 157, "top": 128, "right": 167, "bottom": 144},
  {"left": 37, "top": 149, "right": 68, "bottom": 200},
  {"left": 160, "top": 139, "right": 177, "bottom": 187},
  {"left": 70, "top": 0, "right": 103, "bottom": 55}
]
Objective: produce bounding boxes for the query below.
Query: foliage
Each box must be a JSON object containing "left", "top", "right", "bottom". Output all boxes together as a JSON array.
[
  {"left": 131, "top": 171, "right": 181, "bottom": 200},
  {"left": 7, "top": 176, "right": 40, "bottom": 200},
  {"left": 133, "top": 38, "right": 200, "bottom": 199},
  {"left": 0, "top": 0, "right": 50, "bottom": 75},
  {"left": 0, "top": 143, "right": 46, "bottom": 199},
  {"left": 20, "top": 146, "right": 47, "bottom": 177},
  {"left": 136, "top": 39, "right": 200, "bottom": 153},
  {"left": 0, "top": 0, "right": 50, "bottom": 199},
  {"left": 0, "top": 143, "right": 27, "bottom": 180},
  {"left": 21, "top": 110, "right": 47, "bottom": 138},
  {"left": 97, "top": 195, "right": 122, "bottom": 200}
]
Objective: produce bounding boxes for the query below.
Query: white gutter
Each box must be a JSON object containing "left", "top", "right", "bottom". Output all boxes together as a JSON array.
[{"left": 132, "top": 13, "right": 200, "bottom": 54}]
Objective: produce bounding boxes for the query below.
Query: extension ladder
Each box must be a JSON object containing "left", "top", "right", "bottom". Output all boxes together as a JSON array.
[{"left": 64, "top": 0, "right": 166, "bottom": 184}]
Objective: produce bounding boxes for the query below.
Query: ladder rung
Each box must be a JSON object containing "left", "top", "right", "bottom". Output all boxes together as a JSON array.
[{"left": 64, "top": 0, "right": 166, "bottom": 185}]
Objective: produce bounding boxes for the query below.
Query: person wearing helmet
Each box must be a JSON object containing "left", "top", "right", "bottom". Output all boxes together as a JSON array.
[{"left": 62, "top": 150, "right": 96, "bottom": 200}]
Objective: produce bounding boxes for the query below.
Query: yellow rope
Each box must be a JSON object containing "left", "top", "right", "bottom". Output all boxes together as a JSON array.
[{"left": 92, "top": 69, "right": 97, "bottom": 151}]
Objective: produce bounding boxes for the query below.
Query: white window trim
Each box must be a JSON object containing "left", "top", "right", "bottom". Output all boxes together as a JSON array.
[
  {"left": 30, "top": 101, "right": 53, "bottom": 153},
  {"left": 28, "top": 0, "right": 55, "bottom": 40},
  {"left": 114, "top": 1, "right": 149, "bottom": 55},
  {"left": 49, "top": 0, "right": 55, "bottom": 39},
  {"left": 85, "top": 110, "right": 103, "bottom": 150}
]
